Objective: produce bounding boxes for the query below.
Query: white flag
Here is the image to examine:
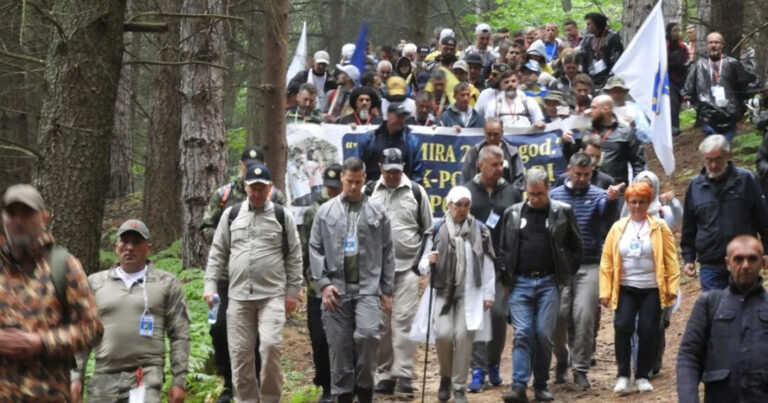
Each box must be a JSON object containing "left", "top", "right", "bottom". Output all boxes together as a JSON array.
[
  {"left": 611, "top": 1, "right": 675, "bottom": 175},
  {"left": 286, "top": 21, "right": 308, "bottom": 85}
]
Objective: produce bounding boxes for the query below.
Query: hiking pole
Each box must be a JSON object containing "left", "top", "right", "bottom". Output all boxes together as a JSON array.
[{"left": 421, "top": 262, "right": 435, "bottom": 403}]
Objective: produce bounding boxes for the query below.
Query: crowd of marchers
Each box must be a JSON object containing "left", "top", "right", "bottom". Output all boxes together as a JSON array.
[{"left": 2, "top": 10, "right": 768, "bottom": 403}]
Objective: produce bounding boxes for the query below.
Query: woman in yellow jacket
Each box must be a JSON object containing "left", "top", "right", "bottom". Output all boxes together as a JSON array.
[{"left": 599, "top": 183, "right": 680, "bottom": 395}]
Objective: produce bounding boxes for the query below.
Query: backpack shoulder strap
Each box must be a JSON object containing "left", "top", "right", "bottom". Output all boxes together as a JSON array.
[
  {"left": 219, "top": 183, "right": 235, "bottom": 208},
  {"left": 48, "top": 245, "right": 71, "bottom": 320},
  {"left": 274, "top": 203, "right": 289, "bottom": 259},
  {"left": 410, "top": 180, "right": 424, "bottom": 233},
  {"left": 228, "top": 202, "right": 242, "bottom": 226},
  {"left": 706, "top": 289, "right": 724, "bottom": 325},
  {"left": 364, "top": 180, "right": 377, "bottom": 196}
]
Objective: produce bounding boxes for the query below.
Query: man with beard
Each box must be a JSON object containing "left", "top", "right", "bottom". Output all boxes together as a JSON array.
[
  {"left": 682, "top": 31, "right": 760, "bottom": 141},
  {"left": 405, "top": 91, "right": 437, "bottom": 126},
  {"left": 475, "top": 63, "right": 511, "bottom": 117},
  {"left": 339, "top": 87, "right": 382, "bottom": 127},
  {"left": 286, "top": 83, "right": 324, "bottom": 124},
  {"left": 681, "top": 135, "right": 768, "bottom": 291},
  {"left": 579, "top": 12, "right": 623, "bottom": 90},
  {"left": 431, "top": 36, "right": 458, "bottom": 70},
  {"left": 0, "top": 184, "right": 103, "bottom": 400},
  {"left": 288, "top": 50, "right": 337, "bottom": 110},
  {"left": 482, "top": 70, "right": 545, "bottom": 129}
]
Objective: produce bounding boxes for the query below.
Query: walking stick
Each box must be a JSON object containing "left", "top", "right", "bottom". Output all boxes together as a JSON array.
[{"left": 421, "top": 262, "right": 435, "bottom": 403}]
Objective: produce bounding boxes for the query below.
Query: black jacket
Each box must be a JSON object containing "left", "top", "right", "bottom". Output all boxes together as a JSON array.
[
  {"left": 499, "top": 199, "right": 583, "bottom": 287},
  {"left": 676, "top": 278, "right": 768, "bottom": 403},
  {"left": 569, "top": 119, "right": 645, "bottom": 185},
  {"left": 464, "top": 177, "right": 523, "bottom": 264},
  {"left": 754, "top": 113, "right": 768, "bottom": 193},
  {"left": 461, "top": 139, "right": 525, "bottom": 192},
  {"left": 578, "top": 29, "right": 623, "bottom": 89},
  {"left": 681, "top": 162, "right": 768, "bottom": 267},
  {"left": 682, "top": 55, "right": 760, "bottom": 132}
]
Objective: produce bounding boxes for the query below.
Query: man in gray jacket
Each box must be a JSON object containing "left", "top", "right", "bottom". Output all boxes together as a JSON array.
[
  {"left": 310, "top": 157, "right": 395, "bottom": 403},
  {"left": 203, "top": 164, "right": 303, "bottom": 403},
  {"left": 368, "top": 149, "right": 433, "bottom": 396}
]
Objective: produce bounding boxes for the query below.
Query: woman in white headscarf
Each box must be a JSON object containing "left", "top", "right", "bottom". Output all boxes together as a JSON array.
[
  {"left": 410, "top": 186, "right": 495, "bottom": 403},
  {"left": 620, "top": 170, "right": 683, "bottom": 229}
]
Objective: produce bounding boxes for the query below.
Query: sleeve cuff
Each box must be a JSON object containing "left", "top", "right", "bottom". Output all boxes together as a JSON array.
[
  {"left": 203, "top": 281, "right": 217, "bottom": 295},
  {"left": 172, "top": 374, "right": 187, "bottom": 388},
  {"left": 316, "top": 278, "right": 332, "bottom": 295},
  {"left": 286, "top": 285, "right": 299, "bottom": 298}
]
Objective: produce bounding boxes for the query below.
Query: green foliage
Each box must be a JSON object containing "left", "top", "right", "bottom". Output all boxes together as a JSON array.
[
  {"left": 228, "top": 126, "right": 247, "bottom": 156},
  {"left": 99, "top": 250, "right": 118, "bottom": 270},
  {"left": 732, "top": 130, "right": 762, "bottom": 164},
  {"left": 679, "top": 108, "right": 697, "bottom": 131},
  {"left": 471, "top": 0, "right": 623, "bottom": 35}
]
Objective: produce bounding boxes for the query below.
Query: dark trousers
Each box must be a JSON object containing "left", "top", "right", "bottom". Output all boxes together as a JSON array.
[
  {"left": 210, "top": 279, "right": 261, "bottom": 392},
  {"left": 670, "top": 85, "right": 682, "bottom": 136},
  {"left": 307, "top": 296, "right": 331, "bottom": 391},
  {"left": 613, "top": 286, "right": 661, "bottom": 380}
]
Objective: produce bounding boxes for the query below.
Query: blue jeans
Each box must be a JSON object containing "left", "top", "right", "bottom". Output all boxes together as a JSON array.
[
  {"left": 702, "top": 124, "right": 736, "bottom": 142},
  {"left": 699, "top": 266, "right": 730, "bottom": 291},
  {"left": 509, "top": 275, "right": 560, "bottom": 389}
]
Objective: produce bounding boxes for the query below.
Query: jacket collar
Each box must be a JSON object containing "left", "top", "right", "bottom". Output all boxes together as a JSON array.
[
  {"left": 375, "top": 175, "right": 411, "bottom": 191},
  {"left": 728, "top": 276, "right": 765, "bottom": 297}
]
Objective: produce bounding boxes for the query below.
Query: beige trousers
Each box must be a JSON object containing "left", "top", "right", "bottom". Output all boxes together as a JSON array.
[
  {"left": 227, "top": 297, "right": 285, "bottom": 403},
  {"left": 434, "top": 295, "right": 475, "bottom": 391},
  {"left": 376, "top": 270, "right": 420, "bottom": 382}
]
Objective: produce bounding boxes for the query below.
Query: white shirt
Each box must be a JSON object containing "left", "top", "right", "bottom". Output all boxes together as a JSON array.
[
  {"left": 485, "top": 90, "right": 544, "bottom": 128},
  {"left": 618, "top": 220, "right": 657, "bottom": 289},
  {"left": 115, "top": 265, "right": 148, "bottom": 289}
]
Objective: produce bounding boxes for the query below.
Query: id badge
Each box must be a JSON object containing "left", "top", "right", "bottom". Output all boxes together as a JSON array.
[
  {"left": 711, "top": 85, "right": 727, "bottom": 106},
  {"left": 128, "top": 385, "right": 146, "bottom": 403},
  {"left": 139, "top": 315, "right": 154, "bottom": 337},
  {"left": 592, "top": 59, "right": 606, "bottom": 74},
  {"left": 628, "top": 239, "right": 642, "bottom": 257},
  {"left": 486, "top": 212, "right": 500, "bottom": 229},
  {"left": 343, "top": 235, "right": 357, "bottom": 254}
]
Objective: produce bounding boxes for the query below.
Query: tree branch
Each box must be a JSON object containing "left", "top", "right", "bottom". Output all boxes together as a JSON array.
[
  {"left": 124, "top": 22, "right": 168, "bottom": 32},
  {"left": 0, "top": 137, "right": 40, "bottom": 159},
  {"left": 126, "top": 11, "right": 244, "bottom": 23},
  {"left": 0, "top": 48, "right": 45, "bottom": 65},
  {"left": 122, "top": 59, "right": 228, "bottom": 70},
  {"left": 730, "top": 21, "right": 768, "bottom": 54}
]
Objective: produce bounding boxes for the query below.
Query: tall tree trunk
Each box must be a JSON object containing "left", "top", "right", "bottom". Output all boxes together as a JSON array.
[
  {"left": 328, "top": 0, "right": 343, "bottom": 64},
  {"left": 621, "top": 0, "right": 684, "bottom": 45},
  {"left": 179, "top": 0, "right": 229, "bottom": 269},
  {"left": 144, "top": 0, "right": 182, "bottom": 250},
  {"left": 696, "top": 0, "right": 745, "bottom": 57},
  {"left": 262, "top": 0, "right": 288, "bottom": 192},
  {"left": 245, "top": 7, "right": 265, "bottom": 147},
  {"left": 407, "top": 0, "right": 430, "bottom": 44},
  {"left": 37, "top": 0, "right": 126, "bottom": 273},
  {"left": 108, "top": 25, "right": 136, "bottom": 199}
]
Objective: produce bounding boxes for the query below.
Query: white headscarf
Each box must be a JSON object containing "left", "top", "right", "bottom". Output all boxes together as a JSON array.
[{"left": 446, "top": 186, "right": 472, "bottom": 205}]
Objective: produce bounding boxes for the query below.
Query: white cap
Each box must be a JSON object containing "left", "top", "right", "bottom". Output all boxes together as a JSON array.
[
  {"left": 475, "top": 23, "right": 492, "bottom": 35},
  {"left": 452, "top": 60, "right": 469, "bottom": 73},
  {"left": 341, "top": 43, "right": 356, "bottom": 59},
  {"left": 402, "top": 43, "right": 417, "bottom": 57},
  {"left": 439, "top": 28, "right": 455, "bottom": 42},
  {"left": 446, "top": 186, "right": 472, "bottom": 205},
  {"left": 335, "top": 64, "right": 360, "bottom": 82},
  {"left": 313, "top": 50, "right": 330, "bottom": 65}
]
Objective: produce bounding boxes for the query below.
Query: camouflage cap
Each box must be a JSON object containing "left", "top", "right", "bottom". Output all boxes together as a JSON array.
[{"left": 117, "top": 219, "right": 150, "bottom": 240}]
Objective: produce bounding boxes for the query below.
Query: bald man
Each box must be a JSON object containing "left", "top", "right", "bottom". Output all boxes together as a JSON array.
[
  {"left": 677, "top": 235, "right": 768, "bottom": 402},
  {"left": 682, "top": 32, "right": 760, "bottom": 142},
  {"left": 562, "top": 94, "right": 645, "bottom": 185}
]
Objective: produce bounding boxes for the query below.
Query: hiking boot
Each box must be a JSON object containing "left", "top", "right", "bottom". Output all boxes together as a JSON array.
[
  {"left": 315, "top": 390, "right": 333, "bottom": 403},
  {"left": 467, "top": 368, "right": 485, "bottom": 392},
  {"left": 355, "top": 388, "right": 373, "bottom": 403},
  {"left": 454, "top": 389, "right": 468, "bottom": 403},
  {"left": 534, "top": 387, "right": 554, "bottom": 402},
  {"left": 216, "top": 389, "right": 233, "bottom": 403},
  {"left": 573, "top": 372, "right": 590, "bottom": 389},
  {"left": 503, "top": 385, "right": 529, "bottom": 403},
  {"left": 438, "top": 377, "right": 452, "bottom": 401},
  {"left": 396, "top": 377, "right": 415, "bottom": 395},
  {"left": 554, "top": 361, "right": 568, "bottom": 384},
  {"left": 488, "top": 365, "right": 503, "bottom": 386},
  {"left": 336, "top": 393, "right": 354, "bottom": 403},
  {"left": 374, "top": 379, "right": 395, "bottom": 395}
]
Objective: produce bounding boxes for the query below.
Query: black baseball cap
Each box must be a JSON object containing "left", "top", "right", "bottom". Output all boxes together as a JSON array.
[
  {"left": 241, "top": 146, "right": 265, "bottom": 166},
  {"left": 323, "top": 163, "right": 343, "bottom": 188},
  {"left": 387, "top": 102, "right": 409, "bottom": 116},
  {"left": 380, "top": 148, "right": 404, "bottom": 172},
  {"left": 441, "top": 36, "right": 457, "bottom": 47},
  {"left": 465, "top": 53, "right": 484, "bottom": 66},
  {"left": 244, "top": 163, "right": 272, "bottom": 185}
]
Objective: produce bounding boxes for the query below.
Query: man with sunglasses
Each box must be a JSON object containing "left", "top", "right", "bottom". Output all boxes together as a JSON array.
[{"left": 677, "top": 235, "right": 768, "bottom": 402}]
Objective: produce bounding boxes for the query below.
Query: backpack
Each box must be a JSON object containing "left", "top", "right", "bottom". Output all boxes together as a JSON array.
[
  {"left": 364, "top": 179, "right": 425, "bottom": 234},
  {"left": 47, "top": 245, "right": 72, "bottom": 323},
  {"left": 227, "top": 202, "right": 289, "bottom": 259}
]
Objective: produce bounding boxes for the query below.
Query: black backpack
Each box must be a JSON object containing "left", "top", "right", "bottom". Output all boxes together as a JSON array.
[
  {"left": 227, "top": 202, "right": 289, "bottom": 258},
  {"left": 363, "top": 179, "right": 425, "bottom": 234}
]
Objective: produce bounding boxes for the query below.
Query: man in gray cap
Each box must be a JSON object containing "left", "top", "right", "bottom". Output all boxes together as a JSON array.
[
  {"left": 204, "top": 164, "right": 303, "bottom": 402},
  {"left": 71, "top": 219, "right": 190, "bottom": 403},
  {"left": 0, "top": 184, "right": 103, "bottom": 400},
  {"left": 369, "top": 149, "right": 433, "bottom": 396}
]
